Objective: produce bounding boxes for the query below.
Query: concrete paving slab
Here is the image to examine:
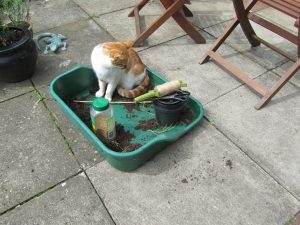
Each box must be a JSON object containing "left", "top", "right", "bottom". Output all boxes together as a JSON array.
[
  {"left": 39, "top": 19, "right": 115, "bottom": 65},
  {"left": 73, "top": 0, "right": 138, "bottom": 16},
  {"left": 139, "top": 36, "right": 267, "bottom": 104},
  {"left": 31, "top": 18, "right": 115, "bottom": 87},
  {"left": 31, "top": 54, "right": 78, "bottom": 88},
  {"left": 205, "top": 20, "right": 295, "bottom": 69},
  {"left": 38, "top": 86, "right": 103, "bottom": 170},
  {"left": 0, "top": 80, "right": 33, "bottom": 103},
  {"left": 206, "top": 71, "right": 300, "bottom": 198},
  {"left": 0, "top": 93, "right": 80, "bottom": 213},
  {"left": 187, "top": 0, "right": 234, "bottom": 29},
  {"left": 154, "top": 32, "right": 209, "bottom": 46},
  {"left": 30, "top": 0, "right": 89, "bottom": 33},
  {"left": 273, "top": 61, "right": 300, "bottom": 89},
  {"left": 0, "top": 173, "right": 114, "bottom": 225},
  {"left": 94, "top": 6, "right": 199, "bottom": 47},
  {"left": 87, "top": 121, "right": 300, "bottom": 225}
]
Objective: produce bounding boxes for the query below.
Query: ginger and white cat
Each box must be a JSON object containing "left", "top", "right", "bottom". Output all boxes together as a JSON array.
[{"left": 91, "top": 40, "right": 150, "bottom": 101}]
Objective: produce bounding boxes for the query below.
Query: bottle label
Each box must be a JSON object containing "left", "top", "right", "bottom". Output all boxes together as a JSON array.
[{"left": 92, "top": 114, "right": 116, "bottom": 140}]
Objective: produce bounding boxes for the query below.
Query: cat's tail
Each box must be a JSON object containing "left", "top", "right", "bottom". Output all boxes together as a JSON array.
[{"left": 117, "top": 74, "right": 150, "bottom": 99}]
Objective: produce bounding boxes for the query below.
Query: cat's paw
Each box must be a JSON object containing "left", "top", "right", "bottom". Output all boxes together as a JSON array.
[
  {"left": 95, "top": 90, "right": 105, "bottom": 98},
  {"left": 104, "top": 95, "right": 112, "bottom": 102}
]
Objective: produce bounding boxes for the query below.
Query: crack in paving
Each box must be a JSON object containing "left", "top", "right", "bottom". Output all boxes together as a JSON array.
[
  {"left": 0, "top": 89, "right": 36, "bottom": 104},
  {"left": 0, "top": 170, "right": 83, "bottom": 217},
  {"left": 27, "top": 83, "right": 116, "bottom": 223}
]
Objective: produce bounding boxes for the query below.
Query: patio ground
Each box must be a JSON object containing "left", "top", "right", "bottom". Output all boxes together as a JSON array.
[{"left": 0, "top": 0, "right": 300, "bottom": 224}]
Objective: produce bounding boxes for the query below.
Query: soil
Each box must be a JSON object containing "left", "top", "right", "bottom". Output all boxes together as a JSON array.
[
  {"left": 66, "top": 98, "right": 141, "bottom": 152},
  {"left": 226, "top": 159, "right": 233, "bottom": 170},
  {"left": 135, "top": 118, "right": 160, "bottom": 131},
  {"left": 0, "top": 28, "right": 24, "bottom": 48},
  {"left": 181, "top": 106, "right": 195, "bottom": 124},
  {"left": 134, "top": 106, "right": 195, "bottom": 131},
  {"left": 65, "top": 87, "right": 196, "bottom": 153},
  {"left": 96, "top": 124, "right": 141, "bottom": 152},
  {"left": 89, "top": 86, "right": 141, "bottom": 113},
  {"left": 113, "top": 94, "right": 141, "bottom": 113},
  {"left": 66, "top": 99, "right": 91, "bottom": 129}
]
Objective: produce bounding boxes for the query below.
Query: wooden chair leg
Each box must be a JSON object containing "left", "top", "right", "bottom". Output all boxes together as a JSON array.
[
  {"left": 160, "top": 0, "right": 206, "bottom": 44},
  {"left": 133, "top": 0, "right": 186, "bottom": 46},
  {"left": 255, "top": 59, "right": 300, "bottom": 109},
  {"left": 182, "top": 5, "right": 193, "bottom": 17},
  {"left": 200, "top": 18, "right": 240, "bottom": 64},
  {"left": 233, "top": 0, "right": 260, "bottom": 46},
  {"left": 255, "top": 14, "right": 300, "bottom": 109},
  {"left": 128, "top": 0, "right": 150, "bottom": 17},
  {"left": 298, "top": 22, "right": 300, "bottom": 58},
  {"left": 200, "top": 0, "right": 259, "bottom": 64}
]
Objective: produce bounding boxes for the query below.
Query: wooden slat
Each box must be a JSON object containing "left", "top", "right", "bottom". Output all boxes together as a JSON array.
[
  {"left": 249, "top": 13, "right": 298, "bottom": 45},
  {"left": 208, "top": 51, "right": 268, "bottom": 96},
  {"left": 134, "top": 7, "right": 141, "bottom": 37},
  {"left": 253, "top": 35, "right": 297, "bottom": 61},
  {"left": 271, "top": 0, "right": 300, "bottom": 13},
  {"left": 255, "top": 58, "right": 300, "bottom": 109},
  {"left": 282, "top": 0, "right": 300, "bottom": 8},
  {"left": 133, "top": 0, "right": 186, "bottom": 46},
  {"left": 259, "top": 0, "right": 299, "bottom": 18}
]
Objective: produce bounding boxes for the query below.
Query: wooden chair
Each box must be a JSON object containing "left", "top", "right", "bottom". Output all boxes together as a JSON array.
[
  {"left": 128, "top": 0, "right": 206, "bottom": 47},
  {"left": 200, "top": 0, "right": 300, "bottom": 109}
]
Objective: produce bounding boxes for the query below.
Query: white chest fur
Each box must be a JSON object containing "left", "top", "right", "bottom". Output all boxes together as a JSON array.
[
  {"left": 120, "top": 69, "right": 146, "bottom": 90},
  {"left": 91, "top": 46, "right": 122, "bottom": 83}
]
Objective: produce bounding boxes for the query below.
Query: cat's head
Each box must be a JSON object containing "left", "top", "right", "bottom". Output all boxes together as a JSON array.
[{"left": 103, "top": 41, "right": 134, "bottom": 69}]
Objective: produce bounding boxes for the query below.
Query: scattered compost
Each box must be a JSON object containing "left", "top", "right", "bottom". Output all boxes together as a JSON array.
[
  {"left": 114, "top": 95, "right": 141, "bottom": 113},
  {"left": 226, "top": 159, "right": 233, "bottom": 170},
  {"left": 181, "top": 106, "right": 195, "bottom": 124},
  {"left": 135, "top": 118, "right": 160, "bottom": 131},
  {"left": 67, "top": 99, "right": 140, "bottom": 152},
  {"left": 96, "top": 124, "right": 141, "bottom": 152},
  {"left": 65, "top": 87, "right": 195, "bottom": 153}
]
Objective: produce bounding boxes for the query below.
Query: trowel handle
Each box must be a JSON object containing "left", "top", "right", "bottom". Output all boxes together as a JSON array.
[
  {"left": 155, "top": 80, "right": 187, "bottom": 96},
  {"left": 134, "top": 80, "right": 187, "bottom": 103},
  {"left": 134, "top": 90, "right": 159, "bottom": 103}
]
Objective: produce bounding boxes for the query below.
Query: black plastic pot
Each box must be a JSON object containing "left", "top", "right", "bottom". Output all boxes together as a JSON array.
[
  {"left": 0, "top": 27, "right": 38, "bottom": 83},
  {"left": 153, "top": 91, "right": 190, "bottom": 126}
]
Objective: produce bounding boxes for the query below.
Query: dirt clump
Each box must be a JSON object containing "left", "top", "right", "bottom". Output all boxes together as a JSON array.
[
  {"left": 181, "top": 106, "right": 195, "bottom": 124},
  {"left": 66, "top": 98, "right": 141, "bottom": 152},
  {"left": 135, "top": 118, "right": 160, "bottom": 131},
  {"left": 226, "top": 159, "right": 233, "bottom": 170},
  {"left": 96, "top": 124, "right": 141, "bottom": 152}
]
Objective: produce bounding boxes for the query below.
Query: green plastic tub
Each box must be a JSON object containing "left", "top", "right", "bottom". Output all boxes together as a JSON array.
[{"left": 50, "top": 65, "right": 204, "bottom": 171}]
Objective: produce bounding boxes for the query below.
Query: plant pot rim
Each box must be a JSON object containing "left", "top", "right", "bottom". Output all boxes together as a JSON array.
[{"left": 0, "top": 26, "right": 30, "bottom": 55}]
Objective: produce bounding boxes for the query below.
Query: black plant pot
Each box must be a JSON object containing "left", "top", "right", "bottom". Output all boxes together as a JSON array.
[
  {"left": 153, "top": 90, "right": 190, "bottom": 126},
  {"left": 0, "top": 27, "right": 38, "bottom": 83},
  {"left": 153, "top": 98, "right": 185, "bottom": 126}
]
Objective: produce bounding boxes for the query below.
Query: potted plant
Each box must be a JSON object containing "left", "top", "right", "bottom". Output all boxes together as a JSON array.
[
  {"left": 2, "top": 0, "right": 32, "bottom": 35},
  {"left": 0, "top": 0, "right": 37, "bottom": 83}
]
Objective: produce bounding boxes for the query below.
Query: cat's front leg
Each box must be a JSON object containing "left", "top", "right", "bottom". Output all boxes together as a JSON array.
[
  {"left": 95, "top": 80, "right": 106, "bottom": 97},
  {"left": 105, "top": 82, "right": 118, "bottom": 102}
]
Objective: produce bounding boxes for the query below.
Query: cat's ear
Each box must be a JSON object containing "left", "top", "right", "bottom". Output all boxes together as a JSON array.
[{"left": 124, "top": 40, "right": 134, "bottom": 48}]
